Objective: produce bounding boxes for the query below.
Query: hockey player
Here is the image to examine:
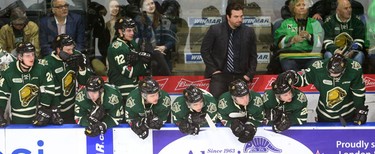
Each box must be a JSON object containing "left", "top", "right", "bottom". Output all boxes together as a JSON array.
[
  {"left": 171, "top": 85, "right": 217, "bottom": 135},
  {"left": 107, "top": 17, "right": 151, "bottom": 100},
  {"left": 217, "top": 79, "right": 264, "bottom": 143},
  {"left": 263, "top": 75, "right": 308, "bottom": 133},
  {"left": 125, "top": 77, "right": 171, "bottom": 139},
  {"left": 44, "top": 34, "right": 92, "bottom": 124},
  {"left": 0, "top": 42, "right": 56, "bottom": 126},
  {"left": 75, "top": 76, "right": 124, "bottom": 137},
  {"left": 284, "top": 53, "right": 368, "bottom": 124}
]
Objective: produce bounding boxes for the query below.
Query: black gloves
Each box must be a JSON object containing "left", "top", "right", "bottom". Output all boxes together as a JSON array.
[
  {"left": 238, "top": 124, "right": 257, "bottom": 143},
  {"left": 125, "top": 51, "right": 152, "bottom": 66},
  {"left": 264, "top": 108, "right": 283, "bottom": 124},
  {"left": 130, "top": 119, "right": 149, "bottom": 139},
  {"left": 85, "top": 122, "right": 107, "bottom": 137},
  {"left": 178, "top": 120, "right": 200, "bottom": 135},
  {"left": 280, "top": 70, "right": 298, "bottom": 85},
  {"left": 272, "top": 113, "right": 291, "bottom": 133},
  {"left": 66, "top": 54, "right": 85, "bottom": 71},
  {"left": 353, "top": 105, "right": 368, "bottom": 125},
  {"left": 51, "top": 106, "right": 63, "bottom": 125},
  {"left": 33, "top": 106, "right": 52, "bottom": 126},
  {"left": 138, "top": 51, "right": 151, "bottom": 64},
  {"left": 230, "top": 119, "right": 256, "bottom": 143},
  {"left": 0, "top": 109, "right": 7, "bottom": 127},
  {"left": 88, "top": 105, "right": 106, "bottom": 124},
  {"left": 145, "top": 112, "right": 163, "bottom": 130},
  {"left": 188, "top": 112, "right": 207, "bottom": 125}
]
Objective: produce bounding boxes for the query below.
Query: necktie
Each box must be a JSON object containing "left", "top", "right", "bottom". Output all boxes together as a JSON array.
[{"left": 227, "top": 30, "right": 234, "bottom": 72}]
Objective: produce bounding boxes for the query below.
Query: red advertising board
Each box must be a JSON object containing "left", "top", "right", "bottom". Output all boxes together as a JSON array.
[{"left": 150, "top": 74, "right": 375, "bottom": 94}]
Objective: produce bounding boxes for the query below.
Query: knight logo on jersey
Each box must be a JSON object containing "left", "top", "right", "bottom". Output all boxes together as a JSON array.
[
  {"left": 19, "top": 83, "right": 39, "bottom": 107},
  {"left": 62, "top": 70, "right": 76, "bottom": 96}
]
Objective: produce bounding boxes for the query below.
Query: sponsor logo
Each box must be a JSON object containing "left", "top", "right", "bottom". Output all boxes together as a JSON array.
[
  {"left": 175, "top": 78, "right": 210, "bottom": 91},
  {"left": 156, "top": 78, "right": 169, "bottom": 89},
  {"left": 257, "top": 53, "right": 270, "bottom": 64},
  {"left": 243, "top": 136, "right": 282, "bottom": 153},
  {"left": 188, "top": 17, "right": 223, "bottom": 27},
  {"left": 364, "top": 77, "right": 375, "bottom": 88},
  {"left": 185, "top": 53, "right": 203, "bottom": 63},
  {"left": 243, "top": 16, "right": 271, "bottom": 27},
  {"left": 86, "top": 129, "right": 113, "bottom": 154},
  {"left": 249, "top": 77, "right": 259, "bottom": 90},
  {"left": 8, "top": 140, "right": 44, "bottom": 154},
  {"left": 265, "top": 77, "right": 277, "bottom": 90}
]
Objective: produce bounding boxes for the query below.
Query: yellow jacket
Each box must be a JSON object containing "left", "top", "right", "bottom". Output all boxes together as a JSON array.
[{"left": 0, "top": 21, "right": 40, "bottom": 58}]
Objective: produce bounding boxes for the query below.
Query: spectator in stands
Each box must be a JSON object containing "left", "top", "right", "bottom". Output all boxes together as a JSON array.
[
  {"left": 200, "top": 2, "right": 257, "bottom": 99},
  {"left": 125, "top": 77, "right": 171, "bottom": 139},
  {"left": 0, "top": 42, "right": 57, "bottom": 126},
  {"left": 39, "top": 0, "right": 86, "bottom": 57},
  {"left": 310, "top": 0, "right": 364, "bottom": 21},
  {"left": 262, "top": 74, "right": 308, "bottom": 133},
  {"left": 322, "top": 0, "right": 365, "bottom": 65},
  {"left": 285, "top": 54, "right": 368, "bottom": 125},
  {"left": 135, "top": 0, "right": 177, "bottom": 75},
  {"left": 0, "top": 7, "right": 40, "bottom": 57},
  {"left": 171, "top": 85, "right": 217, "bottom": 135},
  {"left": 75, "top": 76, "right": 124, "bottom": 137},
  {"left": 274, "top": 0, "right": 323, "bottom": 72},
  {"left": 217, "top": 79, "right": 263, "bottom": 143},
  {"left": 44, "top": 34, "right": 93, "bottom": 124},
  {"left": 107, "top": 0, "right": 121, "bottom": 42},
  {"left": 107, "top": 17, "right": 150, "bottom": 100}
]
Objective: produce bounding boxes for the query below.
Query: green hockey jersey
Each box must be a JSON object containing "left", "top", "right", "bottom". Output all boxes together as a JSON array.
[
  {"left": 74, "top": 84, "right": 124, "bottom": 128},
  {"left": 107, "top": 38, "right": 149, "bottom": 99},
  {"left": 44, "top": 51, "right": 92, "bottom": 123},
  {"left": 125, "top": 88, "right": 171, "bottom": 123},
  {"left": 262, "top": 88, "right": 308, "bottom": 125},
  {"left": 217, "top": 91, "right": 264, "bottom": 127},
  {"left": 295, "top": 58, "right": 366, "bottom": 121},
  {"left": 323, "top": 14, "right": 365, "bottom": 53},
  {"left": 171, "top": 89, "right": 217, "bottom": 126},
  {"left": 0, "top": 60, "right": 55, "bottom": 124}
]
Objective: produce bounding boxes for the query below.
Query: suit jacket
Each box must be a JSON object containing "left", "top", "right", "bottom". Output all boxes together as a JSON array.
[
  {"left": 39, "top": 13, "right": 86, "bottom": 57},
  {"left": 200, "top": 21, "right": 257, "bottom": 80}
]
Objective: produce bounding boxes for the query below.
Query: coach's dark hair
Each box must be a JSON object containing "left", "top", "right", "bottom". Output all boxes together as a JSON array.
[{"left": 226, "top": 2, "right": 244, "bottom": 17}]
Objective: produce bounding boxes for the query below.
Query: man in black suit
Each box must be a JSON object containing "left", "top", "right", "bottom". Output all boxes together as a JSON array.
[{"left": 200, "top": 2, "right": 257, "bottom": 99}]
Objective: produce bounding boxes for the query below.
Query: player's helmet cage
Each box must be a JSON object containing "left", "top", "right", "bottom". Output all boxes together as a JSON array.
[
  {"left": 139, "top": 77, "right": 160, "bottom": 94},
  {"left": 16, "top": 42, "right": 35, "bottom": 55},
  {"left": 229, "top": 79, "right": 249, "bottom": 97},
  {"left": 51, "top": 34, "right": 76, "bottom": 50},
  {"left": 272, "top": 78, "right": 292, "bottom": 95},
  {"left": 328, "top": 54, "right": 347, "bottom": 74},
  {"left": 115, "top": 17, "right": 136, "bottom": 30},
  {"left": 183, "top": 85, "right": 203, "bottom": 104},
  {"left": 86, "top": 76, "right": 104, "bottom": 92}
]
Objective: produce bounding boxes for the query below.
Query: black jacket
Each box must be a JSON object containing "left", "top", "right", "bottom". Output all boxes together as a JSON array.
[{"left": 200, "top": 21, "right": 257, "bottom": 80}]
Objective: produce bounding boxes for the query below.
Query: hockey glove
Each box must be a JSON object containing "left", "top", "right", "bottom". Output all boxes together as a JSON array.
[
  {"left": 125, "top": 51, "right": 139, "bottom": 66},
  {"left": 33, "top": 106, "right": 52, "bottom": 126},
  {"left": 85, "top": 122, "right": 107, "bottom": 137},
  {"left": 0, "top": 109, "right": 7, "bottom": 127},
  {"left": 130, "top": 119, "right": 149, "bottom": 139},
  {"left": 238, "top": 124, "right": 257, "bottom": 143},
  {"left": 51, "top": 106, "right": 64, "bottom": 125},
  {"left": 353, "top": 105, "right": 368, "bottom": 125},
  {"left": 188, "top": 112, "right": 207, "bottom": 125},
  {"left": 178, "top": 120, "right": 200, "bottom": 135},
  {"left": 272, "top": 113, "right": 291, "bottom": 133},
  {"left": 65, "top": 54, "right": 84, "bottom": 71},
  {"left": 138, "top": 51, "right": 151, "bottom": 64},
  {"left": 281, "top": 70, "right": 298, "bottom": 85},
  {"left": 88, "top": 105, "right": 106, "bottom": 124},
  {"left": 230, "top": 119, "right": 245, "bottom": 137},
  {"left": 146, "top": 114, "right": 164, "bottom": 130}
]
